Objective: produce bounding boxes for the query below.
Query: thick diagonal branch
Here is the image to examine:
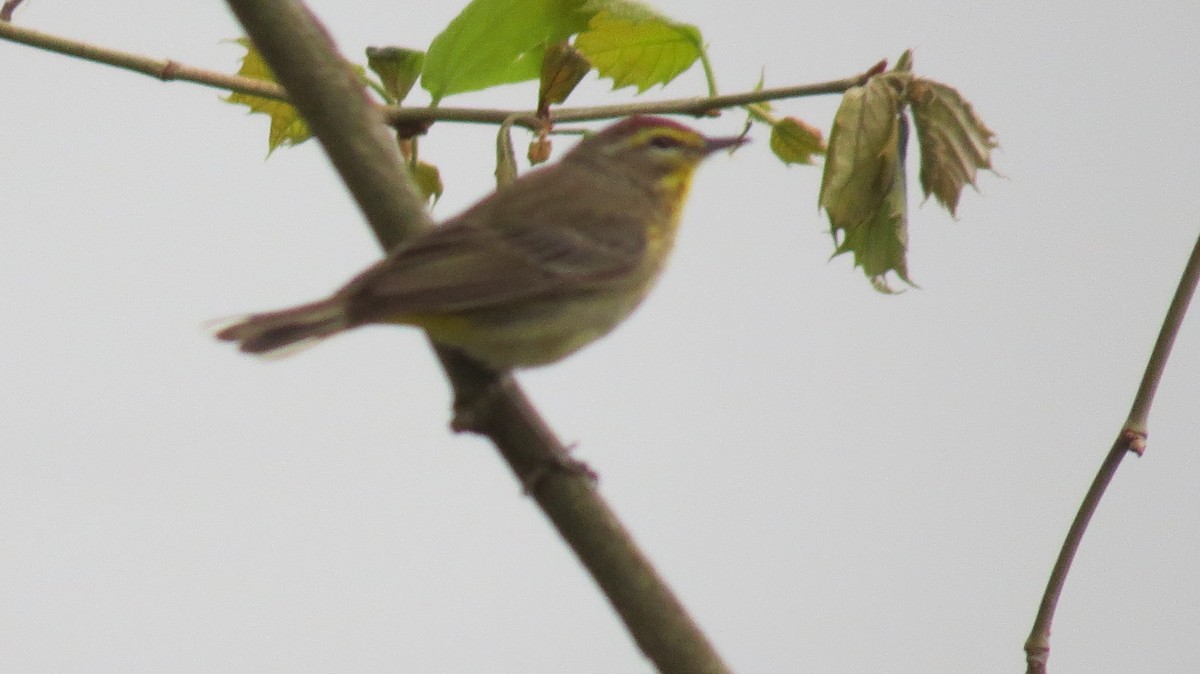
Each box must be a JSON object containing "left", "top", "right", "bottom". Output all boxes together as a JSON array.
[{"left": 222, "top": 1, "right": 734, "bottom": 673}]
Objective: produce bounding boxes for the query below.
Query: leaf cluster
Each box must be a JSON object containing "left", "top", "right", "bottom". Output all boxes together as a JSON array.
[
  {"left": 227, "top": 0, "right": 721, "bottom": 206},
  {"left": 229, "top": 0, "right": 711, "bottom": 151},
  {"left": 225, "top": 7, "right": 995, "bottom": 290},
  {"left": 818, "top": 51, "right": 997, "bottom": 291}
]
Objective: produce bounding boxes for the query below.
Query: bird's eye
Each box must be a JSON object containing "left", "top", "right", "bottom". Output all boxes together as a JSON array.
[{"left": 647, "top": 135, "right": 681, "bottom": 149}]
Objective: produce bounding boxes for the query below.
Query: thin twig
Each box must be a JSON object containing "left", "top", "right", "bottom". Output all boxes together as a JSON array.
[
  {"left": 222, "top": 2, "right": 736, "bottom": 673},
  {"left": 1122, "top": 238, "right": 1200, "bottom": 436},
  {"left": 382, "top": 76, "right": 867, "bottom": 130},
  {"left": 1024, "top": 230, "right": 1200, "bottom": 674},
  {"left": 0, "top": 0, "right": 25, "bottom": 22},
  {"left": 0, "top": 21, "right": 285, "bottom": 99},
  {"left": 0, "top": 19, "right": 868, "bottom": 132}
]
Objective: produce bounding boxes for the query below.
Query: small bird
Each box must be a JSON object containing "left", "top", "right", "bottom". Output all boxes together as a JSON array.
[{"left": 215, "top": 116, "right": 745, "bottom": 369}]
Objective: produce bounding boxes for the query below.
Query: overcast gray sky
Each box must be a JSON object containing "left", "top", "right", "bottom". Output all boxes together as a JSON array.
[{"left": 2, "top": 1, "right": 1198, "bottom": 672}]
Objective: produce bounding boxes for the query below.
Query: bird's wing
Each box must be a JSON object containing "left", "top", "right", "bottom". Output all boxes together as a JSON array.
[{"left": 344, "top": 169, "right": 649, "bottom": 315}]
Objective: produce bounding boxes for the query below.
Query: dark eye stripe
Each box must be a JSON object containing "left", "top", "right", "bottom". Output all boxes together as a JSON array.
[{"left": 648, "top": 135, "right": 681, "bottom": 149}]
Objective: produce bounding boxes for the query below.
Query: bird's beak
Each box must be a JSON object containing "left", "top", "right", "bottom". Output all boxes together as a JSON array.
[{"left": 704, "top": 135, "right": 749, "bottom": 154}]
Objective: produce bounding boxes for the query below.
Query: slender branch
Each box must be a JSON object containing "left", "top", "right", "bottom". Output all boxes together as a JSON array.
[
  {"left": 1, "top": 0, "right": 26, "bottom": 22},
  {"left": 0, "top": 19, "right": 867, "bottom": 133},
  {"left": 382, "top": 75, "right": 866, "bottom": 129},
  {"left": 0, "top": 21, "right": 285, "bottom": 100},
  {"left": 1024, "top": 230, "right": 1200, "bottom": 674},
  {"left": 222, "top": 2, "right": 734, "bottom": 673},
  {"left": 1122, "top": 236, "right": 1200, "bottom": 436}
]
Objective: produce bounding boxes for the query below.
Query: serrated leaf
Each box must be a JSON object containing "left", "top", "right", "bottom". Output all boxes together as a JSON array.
[
  {"left": 820, "top": 75, "right": 913, "bottom": 289},
  {"left": 819, "top": 76, "right": 901, "bottom": 227},
  {"left": 539, "top": 41, "right": 591, "bottom": 112},
  {"left": 421, "top": 0, "right": 590, "bottom": 103},
  {"left": 909, "top": 78, "right": 996, "bottom": 215},
  {"left": 770, "top": 117, "right": 826, "bottom": 165},
  {"left": 366, "top": 46, "right": 425, "bottom": 104},
  {"left": 838, "top": 116, "right": 912, "bottom": 292},
  {"left": 574, "top": 5, "right": 703, "bottom": 93},
  {"left": 409, "top": 161, "right": 443, "bottom": 206},
  {"left": 224, "top": 38, "right": 310, "bottom": 153}
]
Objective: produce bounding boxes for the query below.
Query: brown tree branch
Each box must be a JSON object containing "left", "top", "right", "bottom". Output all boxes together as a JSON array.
[
  {"left": 0, "top": 0, "right": 26, "bottom": 23},
  {"left": 1024, "top": 230, "right": 1200, "bottom": 674},
  {"left": 0, "top": 20, "right": 286, "bottom": 99},
  {"left": 381, "top": 75, "right": 868, "bottom": 130},
  {"left": 0, "top": 19, "right": 868, "bottom": 133},
  {"left": 222, "top": 1, "right": 734, "bottom": 673}
]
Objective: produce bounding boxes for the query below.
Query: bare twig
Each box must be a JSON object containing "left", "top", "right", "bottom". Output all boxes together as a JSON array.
[
  {"left": 382, "top": 75, "right": 868, "bottom": 130},
  {"left": 1121, "top": 240, "right": 1200, "bottom": 438},
  {"left": 222, "top": 1, "right": 735, "bottom": 673},
  {"left": 0, "top": 19, "right": 867, "bottom": 133},
  {"left": 0, "top": 0, "right": 25, "bottom": 22},
  {"left": 0, "top": 21, "right": 285, "bottom": 99},
  {"left": 1024, "top": 230, "right": 1200, "bottom": 674}
]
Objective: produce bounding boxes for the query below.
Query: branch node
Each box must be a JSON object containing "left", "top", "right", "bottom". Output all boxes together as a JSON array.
[
  {"left": 1024, "top": 636, "right": 1049, "bottom": 674},
  {"left": 1121, "top": 428, "right": 1148, "bottom": 456},
  {"left": 159, "top": 59, "right": 181, "bottom": 81},
  {"left": 391, "top": 118, "right": 433, "bottom": 140},
  {"left": 521, "top": 446, "right": 598, "bottom": 496}
]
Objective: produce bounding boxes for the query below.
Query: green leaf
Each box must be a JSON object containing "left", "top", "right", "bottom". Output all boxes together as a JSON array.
[
  {"left": 574, "top": 3, "right": 703, "bottom": 92},
  {"left": 366, "top": 47, "right": 425, "bottom": 104},
  {"left": 769, "top": 116, "right": 826, "bottom": 165},
  {"left": 409, "top": 160, "right": 443, "bottom": 206},
  {"left": 836, "top": 116, "right": 911, "bottom": 292},
  {"left": 909, "top": 77, "right": 997, "bottom": 215},
  {"left": 819, "top": 75, "right": 901, "bottom": 227},
  {"left": 819, "top": 74, "right": 913, "bottom": 290},
  {"left": 224, "top": 38, "right": 310, "bottom": 153},
  {"left": 421, "top": 0, "right": 590, "bottom": 103}
]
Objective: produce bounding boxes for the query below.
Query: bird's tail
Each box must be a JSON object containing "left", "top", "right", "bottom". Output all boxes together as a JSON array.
[{"left": 213, "top": 298, "right": 350, "bottom": 357}]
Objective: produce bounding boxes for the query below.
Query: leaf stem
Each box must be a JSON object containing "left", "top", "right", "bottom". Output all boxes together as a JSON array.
[{"left": 698, "top": 48, "right": 718, "bottom": 97}]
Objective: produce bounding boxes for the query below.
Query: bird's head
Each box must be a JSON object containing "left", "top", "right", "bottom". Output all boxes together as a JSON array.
[{"left": 567, "top": 116, "right": 747, "bottom": 193}]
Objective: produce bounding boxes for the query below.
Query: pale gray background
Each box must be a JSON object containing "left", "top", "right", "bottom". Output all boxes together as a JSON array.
[{"left": 2, "top": 1, "right": 1198, "bottom": 672}]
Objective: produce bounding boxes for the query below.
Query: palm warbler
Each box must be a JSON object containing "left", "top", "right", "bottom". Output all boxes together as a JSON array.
[{"left": 215, "top": 116, "right": 744, "bottom": 368}]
